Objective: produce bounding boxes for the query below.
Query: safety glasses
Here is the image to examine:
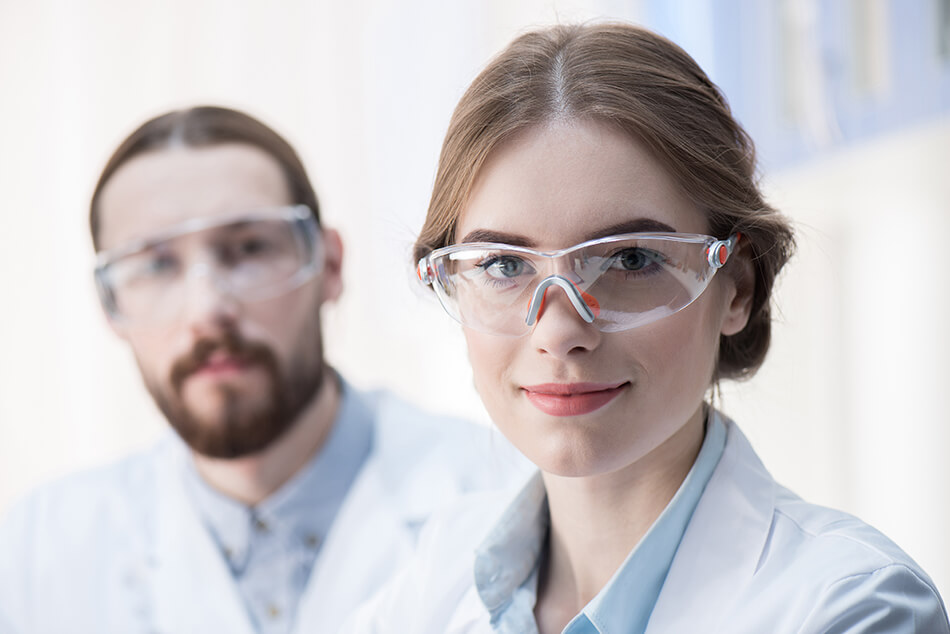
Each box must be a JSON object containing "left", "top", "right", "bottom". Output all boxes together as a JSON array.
[
  {"left": 94, "top": 205, "right": 321, "bottom": 325},
  {"left": 417, "top": 232, "right": 739, "bottom": 336}
]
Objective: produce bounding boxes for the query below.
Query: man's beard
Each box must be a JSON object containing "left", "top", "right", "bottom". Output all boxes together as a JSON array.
[{"left": 144, "top": 329, "right": 323, "bottom": 459}]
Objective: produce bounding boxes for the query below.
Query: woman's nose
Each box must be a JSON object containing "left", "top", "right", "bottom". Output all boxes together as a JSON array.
[{"left": 528, "top": 281, "right": 601, "bottom": 358}]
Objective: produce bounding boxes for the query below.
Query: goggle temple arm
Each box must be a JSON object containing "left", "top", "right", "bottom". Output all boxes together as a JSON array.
[
  {"left": 93, "top": 267, "right": 119, "bottom": 320},
  {"left": 707, "top": 233, "right": 741, "bottom": 269},
  {"left": 416, "top": 257, "right": 434, "bottom": 286}
]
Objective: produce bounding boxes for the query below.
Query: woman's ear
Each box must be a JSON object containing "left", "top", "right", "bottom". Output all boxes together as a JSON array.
[
  {"left": 720, "top": 240, "right": 755, "bottom": 337},
  {"left": 318, "top": 227, "right": 344, "bottom": 305}
]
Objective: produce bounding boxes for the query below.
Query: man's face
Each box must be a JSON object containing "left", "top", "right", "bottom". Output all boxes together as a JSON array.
[{"left": 95, "top": 143, "right": 342, "bottom": 458}]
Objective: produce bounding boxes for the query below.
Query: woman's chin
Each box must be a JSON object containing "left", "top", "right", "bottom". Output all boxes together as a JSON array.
[{"left": 516, "top": 428, "right": 632, "bottom": 479}]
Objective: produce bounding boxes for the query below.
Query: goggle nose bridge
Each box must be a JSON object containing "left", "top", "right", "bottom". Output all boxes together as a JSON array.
[
  {"left": 180, "top": 259, "right": 236, "bottom": 297},
  {"left": 525, "top": 275, "right": 596, "bottom": 326}
]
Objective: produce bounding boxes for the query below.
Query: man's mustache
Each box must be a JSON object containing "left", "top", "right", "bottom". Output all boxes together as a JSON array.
[{"left": 170, "top": 331, "right": 276, "bottom": 391}]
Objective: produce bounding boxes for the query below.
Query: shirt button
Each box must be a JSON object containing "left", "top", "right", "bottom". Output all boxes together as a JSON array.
[
  {"left": 253, "top": 517, "right": 270, "bottom": 533},
  {"left": 267, "top": 603, "right": 281, "bottom": 619},
  {"left": 304, "top": 534, "right": 321, "bottom": 549}
]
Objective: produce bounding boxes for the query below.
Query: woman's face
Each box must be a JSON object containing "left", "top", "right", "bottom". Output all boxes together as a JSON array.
[{"left": 456, "top": 119, "right": 751, "bottom": 478}]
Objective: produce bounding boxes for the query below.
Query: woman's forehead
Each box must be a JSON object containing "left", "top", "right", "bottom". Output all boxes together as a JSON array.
[{"left": 456, "top": 120, "right": 707, "bottom": 247}]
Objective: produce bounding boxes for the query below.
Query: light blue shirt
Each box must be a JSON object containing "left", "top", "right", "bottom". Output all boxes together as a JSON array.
[
  {"left": 473, "top": 412, "right": 727, "bottom": 634},
  {"left": 183, "top": 378, "right": 373, "bottom": 634}
]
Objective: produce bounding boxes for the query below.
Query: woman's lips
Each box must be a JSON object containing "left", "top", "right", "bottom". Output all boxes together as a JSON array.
[{"left": 521, "top": 382, "right": 628, "bottom": 417}]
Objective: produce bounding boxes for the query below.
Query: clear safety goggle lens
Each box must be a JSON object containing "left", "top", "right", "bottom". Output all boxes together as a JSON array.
[
  {"left": 94, "top": 205, "right": 321, "bottom": 325},
  {"left": 417, "top": 233, "right": 738, "bottom": 336}
]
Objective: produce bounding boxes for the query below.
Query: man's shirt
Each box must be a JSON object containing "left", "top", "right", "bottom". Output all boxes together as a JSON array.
[
  {"left": 0, "top": 382, "right": 533, "bottom": 634},
  {"left": 184, "top": 380, "right": 373, "bottom": 634}
]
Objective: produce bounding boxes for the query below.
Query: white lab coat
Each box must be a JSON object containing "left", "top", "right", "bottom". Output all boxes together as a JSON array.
[
  {"left": 0, "top": 390, "right": 530, "bottom": 634},
  {"left": 343, "top": 418, "right": 950, "bottom": 633}
]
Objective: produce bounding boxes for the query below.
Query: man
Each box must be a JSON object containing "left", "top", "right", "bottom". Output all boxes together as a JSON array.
[{"left": 0, "top": 106, "right": 526, "bottom": 634}]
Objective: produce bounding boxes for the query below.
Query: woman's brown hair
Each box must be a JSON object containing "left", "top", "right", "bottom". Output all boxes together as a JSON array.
[
  {"left": 414, "top": 22, "right": 794, "bottom": 380},
  {"left": 89, "top": 105, "right": 320, "bottom": 251}
]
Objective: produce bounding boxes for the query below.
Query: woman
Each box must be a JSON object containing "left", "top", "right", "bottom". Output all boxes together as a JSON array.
[{"left": 345, "top": 23, "right": 949, "bottom": 633}]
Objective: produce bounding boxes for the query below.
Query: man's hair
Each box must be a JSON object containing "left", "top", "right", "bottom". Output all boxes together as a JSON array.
[
  {"left": 414, "top": 23, "right": 795, "bottom": 380},
  {"left": 90, "top": 105, "right": 320, "bottom": 250}
]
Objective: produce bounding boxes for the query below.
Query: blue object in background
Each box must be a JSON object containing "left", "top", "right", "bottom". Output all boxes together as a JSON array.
[{"left": 641, "top": 0, "right": 950, "bottom": 170}]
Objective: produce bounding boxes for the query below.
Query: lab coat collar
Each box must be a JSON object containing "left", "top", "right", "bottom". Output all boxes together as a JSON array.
[
  {"left": 142, "top": 394, "right": 393, "bottom": 634},
  {"left": 646, "top": 415, "right": 777, "bottom": 632},
  {"left": 472, "top": 471, "right": 548, "bottom": 619},
  {"left": 297, "top": 392, "right": 493, "bottom": 633},
  {"left": 294, "top": 447, "right": 415, "bottom": 633},
  {"left": 149, "top": 438, "right": 257, "bottom": 634},
  {"left": 140, "top": 388, "right": 490, "bottom": 634},
  {"left": 179, "top": 379, "right": 374, "bottom": 577}
]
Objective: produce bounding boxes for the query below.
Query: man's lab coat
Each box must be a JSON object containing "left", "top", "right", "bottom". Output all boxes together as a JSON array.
[{"left": 0, "top": 390, "right": 528, "bottom": 634}]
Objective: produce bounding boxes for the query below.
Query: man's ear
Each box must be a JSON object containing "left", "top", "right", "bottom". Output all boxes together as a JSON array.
[
  {"left": 720, "top": 240, "right": 755, "bottom": 337},
  {"left": 318, "top": 227, "right": 344, "bottom": 304}
]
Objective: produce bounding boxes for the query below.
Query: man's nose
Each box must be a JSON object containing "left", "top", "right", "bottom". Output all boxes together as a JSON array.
[{"left": 178, "top": 261, "right": 242, "bottom": 333}]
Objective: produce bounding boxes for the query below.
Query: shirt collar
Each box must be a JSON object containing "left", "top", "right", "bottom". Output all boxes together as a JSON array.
[
  {"left": 472, "top": 410, "right": 727, "bottom": 633},
  {"left": 576, "top": 410, "right": 726, "bottom": 633},
  {"left": 473, "top": 470, "right": 548, "bottom": 615},
  {"left": 183, "top": 377, "right": 374, "bottom": 572}
]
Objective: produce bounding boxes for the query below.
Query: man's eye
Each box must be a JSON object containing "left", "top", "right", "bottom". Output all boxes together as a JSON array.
[
  {"left": 143, "top": 254, "right": 179, "bottom": 275},
  {"left": 218, "top": 237, "right": 279, "bottom": 266},
  {"left": 237, "top": 237, "right": 274, "bottom": 256}
]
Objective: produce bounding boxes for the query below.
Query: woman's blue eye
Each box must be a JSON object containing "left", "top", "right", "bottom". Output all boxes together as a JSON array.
[
  {"left": 480, "top": 256, "right": 530, "bottom": 279},
  {"left": 613, "top": 248, "right": 654, "bottom": 271}
]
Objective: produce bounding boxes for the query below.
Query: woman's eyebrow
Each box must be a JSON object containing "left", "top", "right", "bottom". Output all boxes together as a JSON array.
[
  {"left": 460, "top": 219, "right": 676, "bottom": 246},
  {"left": 585, "top": 219, "right": 676, "bottom": 240},
  {"left": 458, "top": 229, "right": 536, "bottom": 247}
]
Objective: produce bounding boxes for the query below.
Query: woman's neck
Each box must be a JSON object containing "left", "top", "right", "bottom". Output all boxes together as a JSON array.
[{"left": 534, "top": 407, "right": 706, "bottom": 633}]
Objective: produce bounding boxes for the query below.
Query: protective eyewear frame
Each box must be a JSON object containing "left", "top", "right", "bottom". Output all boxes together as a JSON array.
[
  {"left": 94, "top": 204, "right": 321, "bottom": 322},
  {"left": 416, "top": 232, "right": 740, "bottom": 336}
]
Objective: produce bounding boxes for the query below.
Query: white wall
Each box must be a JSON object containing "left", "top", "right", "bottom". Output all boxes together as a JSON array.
[
  {"left": 732, "top": 117, "right": 950, "bottom": 595},
  {"left": 1, "top": 0, "right": 946, "bottom": 597}
]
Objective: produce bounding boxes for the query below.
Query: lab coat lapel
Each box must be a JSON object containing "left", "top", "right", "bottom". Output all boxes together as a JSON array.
[
  {"left": 646, "top": 420, "right": 776, "bottom": 633},
  {"left": 148, "top": 444, "right": 256, "bottom": 634},
  {"left": 293, "top": 453, "right": 415, "bottom": 634}
]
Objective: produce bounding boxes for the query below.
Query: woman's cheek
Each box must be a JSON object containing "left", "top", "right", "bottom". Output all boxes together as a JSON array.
[{"left": 465, "top": 330, "right": 514, "bottom": 408}]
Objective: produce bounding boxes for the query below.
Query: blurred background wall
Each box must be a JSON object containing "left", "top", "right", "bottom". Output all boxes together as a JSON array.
[{"left": 1, "top": 0, "right": 948, "bottom": 596}]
